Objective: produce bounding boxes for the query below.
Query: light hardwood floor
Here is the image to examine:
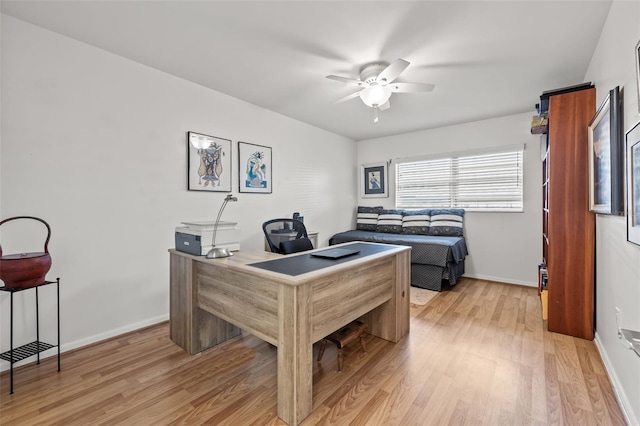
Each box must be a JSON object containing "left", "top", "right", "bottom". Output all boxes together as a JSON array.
[{"left": 0, "top": 278, "right": 626, "bottom": 425}]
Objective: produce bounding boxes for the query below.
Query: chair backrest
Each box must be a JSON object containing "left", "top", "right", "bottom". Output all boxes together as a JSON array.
[
  {"left": 263, "top": 218, "right": 308, "bottom": 254},
  {"left": 279, "top": 237, "right": 314, "bottom": 255}
]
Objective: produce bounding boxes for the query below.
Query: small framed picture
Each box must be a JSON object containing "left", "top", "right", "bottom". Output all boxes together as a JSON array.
[
  {"left": 627, "top": 120, "right": 640, "bottom": 246},
  {"left": 361, "top": 162, "right": 388, "bottom": 198},
  {"left": 238, "top": 142, "right": 272, "bottom": 194},
  {"left": 187, "top": 132, "right": 232, "bottom": 192}
]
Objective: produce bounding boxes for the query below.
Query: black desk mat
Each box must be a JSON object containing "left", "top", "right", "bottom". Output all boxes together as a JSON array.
[{"left": 248, "top": 242, "right": 397, "bottom": 276}]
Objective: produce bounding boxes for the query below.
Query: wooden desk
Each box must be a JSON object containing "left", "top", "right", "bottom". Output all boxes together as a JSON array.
[{"left": 169, "top": 242, "right": 410, "bottom": 425}]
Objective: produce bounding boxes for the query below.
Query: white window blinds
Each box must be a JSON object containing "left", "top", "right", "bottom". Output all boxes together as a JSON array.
[{"left": 395, "top": 147, "right": 524, "bottom": 212}]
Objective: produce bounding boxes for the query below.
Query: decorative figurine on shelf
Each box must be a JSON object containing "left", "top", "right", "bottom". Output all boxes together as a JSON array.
[{"left": 0, "top": 216, "right": 52, "bottom": 289}]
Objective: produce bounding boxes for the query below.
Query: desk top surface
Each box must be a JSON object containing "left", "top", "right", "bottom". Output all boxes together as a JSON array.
[
  {"left": 248, "top": 242, "right": 396, "bottom": 276},
  {"left": 169, "top": 241, "right": 410, "bottom": 284}
]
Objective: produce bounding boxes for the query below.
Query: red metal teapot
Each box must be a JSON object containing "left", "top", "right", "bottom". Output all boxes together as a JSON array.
[{"left": 0, "top": 216, "right": 52, "bottom": 289}]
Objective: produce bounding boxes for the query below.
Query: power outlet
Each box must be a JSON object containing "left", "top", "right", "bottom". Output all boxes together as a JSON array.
[{"left": 616, "top": 307, "right": 622, "bottom": 339}]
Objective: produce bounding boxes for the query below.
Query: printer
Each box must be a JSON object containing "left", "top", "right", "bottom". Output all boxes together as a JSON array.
[{"left": 175, "top": 221, "right": 241, "bottom": 256}]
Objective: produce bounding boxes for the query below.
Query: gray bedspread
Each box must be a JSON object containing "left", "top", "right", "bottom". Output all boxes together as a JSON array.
[{"left": 329, "top": 230, "right": 468, "bottom": 267}]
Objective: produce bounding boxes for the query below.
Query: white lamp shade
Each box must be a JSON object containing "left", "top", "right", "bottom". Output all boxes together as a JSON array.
[{"left": 359, "top": 85, "right": 392, "bottom": 107}]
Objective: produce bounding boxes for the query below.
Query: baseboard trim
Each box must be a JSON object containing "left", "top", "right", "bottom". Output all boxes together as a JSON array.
[
  {"left": 463, "top": 273, "right": 536, "bottom": 288},
  {"left": 594, "top": 332, "right": 637, "bottom": 426},
  {"left": 0, "top": 313, "right": 169, "bottom": 372}
]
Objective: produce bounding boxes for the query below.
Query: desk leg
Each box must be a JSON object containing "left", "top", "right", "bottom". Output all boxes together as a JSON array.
[
  {"left": 278, "top": 283, "right": 313, "bottom": 425},
  {"left": 360, "top": 250, "right": 411, "bottom": 342},
  {"left": 169, "top": 253, "right": 240, "bottom": 354}
]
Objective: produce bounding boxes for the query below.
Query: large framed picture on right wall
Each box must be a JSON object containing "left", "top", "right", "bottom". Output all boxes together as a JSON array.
[
  {"left": 588, "top": 86, "right": 624, "bottom": 215},
  {"left": 627, "top": 120, "right": 640, "bottom": 246}
]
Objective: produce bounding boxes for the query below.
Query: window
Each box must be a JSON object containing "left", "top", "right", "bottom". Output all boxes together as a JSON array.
[{"left": 395, "top": 146, "right": 524, "bottom": 212}]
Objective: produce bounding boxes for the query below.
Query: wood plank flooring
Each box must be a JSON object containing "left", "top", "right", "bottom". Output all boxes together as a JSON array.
[{"left": 0, "top": 278, "right": 626, "bottom": 425}]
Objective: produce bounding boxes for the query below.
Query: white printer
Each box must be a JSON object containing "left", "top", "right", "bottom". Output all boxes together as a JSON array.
[{"left": 175, "top": 221, "right": 241, "bottom": 256}]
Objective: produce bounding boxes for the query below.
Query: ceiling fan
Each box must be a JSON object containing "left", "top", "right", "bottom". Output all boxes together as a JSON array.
[{"left": 326, "top": 59, "right": 435, "bottom": 122}]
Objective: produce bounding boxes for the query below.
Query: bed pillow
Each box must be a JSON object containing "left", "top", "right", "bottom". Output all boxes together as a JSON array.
[
  {"left": 376, "top": 209, "right": 404, "bottom": 233},
  {"left": 401, "top": 209, "right": 431, "bottom": 235},
  {"left": 356, "top": 206, "right": 383, "bottom": 231},
  {"left": 428, "top": 209, "right": 465, "bottom": 236}
]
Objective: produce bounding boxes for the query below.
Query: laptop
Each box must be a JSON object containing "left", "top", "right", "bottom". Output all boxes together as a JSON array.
[{"left": 310, "top": 247, "right": 360, "bottom": 260}]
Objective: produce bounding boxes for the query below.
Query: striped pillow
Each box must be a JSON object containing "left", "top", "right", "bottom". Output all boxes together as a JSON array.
[
  {"left": 356, "top": 206, "right": 382, "bottom": 231},
  {"left": 402, "top": 209, "right": 431, "bottom": 235},
  {"left": 376, "top": 209, "right": 403, "bottom": 233},
  {"left": 428, "top": 209, "right": 465, "bottom": 236}
]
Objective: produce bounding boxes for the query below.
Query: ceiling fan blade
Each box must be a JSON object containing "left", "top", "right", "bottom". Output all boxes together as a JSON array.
[
  {"left": 379, "top": 100, "right": 391, "bottom": 111},
  {"left": 333, "top": 90, "right": 362, "bottom": 104},
  {"left": 376, "top": 59, "right": 410, "bottom": 84},
  {"left": 326, "top": 75, "right": 363, "bottom": 86},
  {"left": 389, "top": 82, "right": 435, "bottom": 93}
]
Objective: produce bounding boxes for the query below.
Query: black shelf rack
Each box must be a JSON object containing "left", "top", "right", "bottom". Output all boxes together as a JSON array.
[{"left": 0, "top": 278, "right": 60, "bottom": 394}]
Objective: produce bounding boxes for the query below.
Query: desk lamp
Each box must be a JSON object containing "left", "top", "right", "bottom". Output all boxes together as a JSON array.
[{"left": 206, "top": 194, "right": 238, "bottom": 259}]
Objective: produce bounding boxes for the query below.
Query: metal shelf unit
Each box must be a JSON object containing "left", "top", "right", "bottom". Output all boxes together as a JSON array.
[{"left": 0, "top": 278, "right": 60, "bottom": 394}]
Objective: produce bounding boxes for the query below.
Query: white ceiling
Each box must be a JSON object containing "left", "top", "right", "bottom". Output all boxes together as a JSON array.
[{"left": 1, "top": 1, "right": 612, "bottom": 141}]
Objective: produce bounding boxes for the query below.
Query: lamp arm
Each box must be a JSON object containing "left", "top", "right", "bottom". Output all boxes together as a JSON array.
[{"left": 211, "top": 198, "right": 229, "bottom": 249}]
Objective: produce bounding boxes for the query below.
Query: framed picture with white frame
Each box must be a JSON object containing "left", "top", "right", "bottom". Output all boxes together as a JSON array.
[{"left": 360, "top": 161, "right": 389, "bottom": 198}]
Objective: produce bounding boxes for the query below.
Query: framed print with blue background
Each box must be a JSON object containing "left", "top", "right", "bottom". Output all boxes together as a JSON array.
[
  {"left": 188, "top": 132, "right": 232, "bottom": 192},
  {"left": 627, "top": 121, "right": 640, "bottom": 246},
  {"left": 239, "top": 142, "right": 272, "bottom": 194},
  {"left": 361, "top": 161, "right": 389, "bottom": 198}
]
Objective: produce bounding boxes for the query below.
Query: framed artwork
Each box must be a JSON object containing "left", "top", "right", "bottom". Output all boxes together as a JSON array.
[
  {"left": 238, "top": 142, "right": 272, "bottom": 193},
  {"left": 187, "top": 132, "right": 232, "bottom": 192},
  {"left": 588, "top": 86, "right": 624, "bottom": 215},
  {"left": 361, "top": 161, "right": 389, "bottom": 198},
  {"left": 627, "top": 121, "right": 640, "bottom": 246},
  {"left": 635, "top": 39, "right": 640, "bottom": 114}
]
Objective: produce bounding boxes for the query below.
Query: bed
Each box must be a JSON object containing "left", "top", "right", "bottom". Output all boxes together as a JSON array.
[{"left": 329, "top": 207, "right": 469, "bottom": 291}]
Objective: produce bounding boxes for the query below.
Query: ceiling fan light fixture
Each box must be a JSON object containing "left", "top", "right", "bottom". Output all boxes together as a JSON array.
[{"left": 359, "top": 85, "right": 392, "bottom": 107}]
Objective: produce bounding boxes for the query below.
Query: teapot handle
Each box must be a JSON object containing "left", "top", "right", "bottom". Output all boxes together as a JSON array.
[{"left": 0, "top": 216, "right": 52, "bottom": 257}]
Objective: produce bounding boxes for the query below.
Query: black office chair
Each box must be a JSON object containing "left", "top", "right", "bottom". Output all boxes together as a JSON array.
[
  {"left": 263, "top": 218, "right": 312, "bottom": 254},
  {"left": 280, "top": 237, "right": 314, "bottom": 254}
]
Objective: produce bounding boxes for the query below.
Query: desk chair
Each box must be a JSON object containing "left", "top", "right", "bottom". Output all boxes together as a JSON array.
[
  {"left": 279, "top": 237, "right": 314, "bottom": 254},
  {"left": 263, "top": 218, "right": 309, "bottom": 254}
]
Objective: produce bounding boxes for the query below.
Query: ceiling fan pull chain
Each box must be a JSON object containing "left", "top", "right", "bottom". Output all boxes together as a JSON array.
[{"left": 373, "top": 107, "right": 379, "bottom": 124}]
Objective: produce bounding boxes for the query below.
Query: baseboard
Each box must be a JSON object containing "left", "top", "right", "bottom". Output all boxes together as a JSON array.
[
  {"left": 594, "top": 332, "right": 638, "bottom": 426},
  {"left": 0, "top": 313, "right": 169, "bottom": 372},
  {"left": 463, "top": 273, "right": 536, "bottom": 288}
]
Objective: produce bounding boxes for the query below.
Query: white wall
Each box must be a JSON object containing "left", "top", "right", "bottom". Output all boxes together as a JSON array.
[
  {"left": 583, "top": 2, "right": 640, "bottom": 424},
  {"left": 357, "top": 112, "right": 541, "bottom": 286},
  {"left": 0, "top": 15, "right": 356, "bottom": 366}
]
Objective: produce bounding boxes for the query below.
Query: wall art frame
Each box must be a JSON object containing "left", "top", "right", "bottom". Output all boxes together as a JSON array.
[
  {"left": 627, "top": 120, "right": 640, "bottom": 246},
  {"left": 238, "top": 141, "right": 272, "bottom": 194},
  {"left": 588, "top": 86, "right": 624, "bottom": 215},
  {"left": 360, "top": 161, "right": 389, "bottom": 198},
  {"left": 635, "top": 39, "right": 640, "bottom": 114},
  {"left": 187, "top": 131, "right": 232, "bottom": 192}
]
